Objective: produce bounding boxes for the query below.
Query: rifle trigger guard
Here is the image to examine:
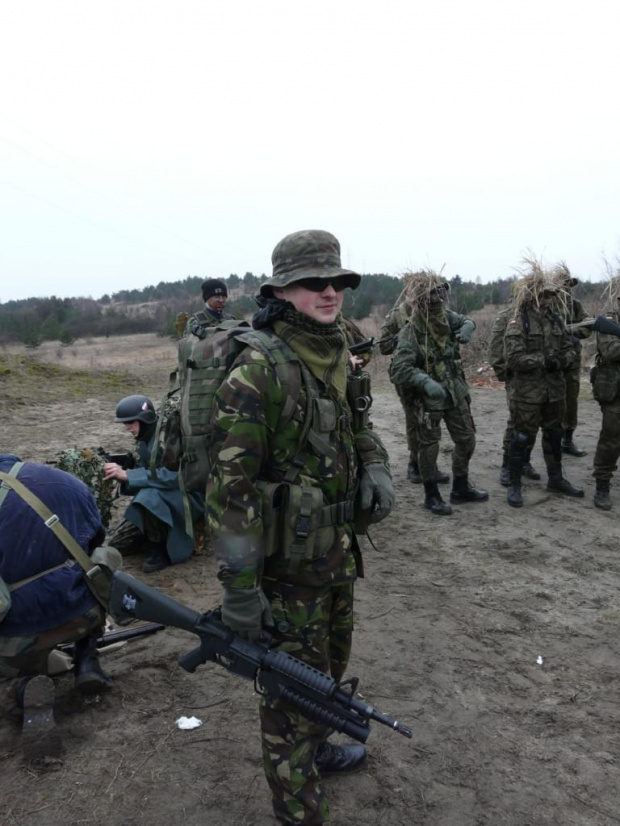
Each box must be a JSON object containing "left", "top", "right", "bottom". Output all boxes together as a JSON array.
[{"left": 336, "top": 676, "right": 359, "bottom": 696}]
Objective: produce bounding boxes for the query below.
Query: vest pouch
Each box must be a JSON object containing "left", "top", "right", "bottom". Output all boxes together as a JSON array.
[
  {"left": 592, "top": 363, "right": 619, "bottom": 403},
  {"left": 258, "top": 481, "right": 286, "bottom": 558},
  {"left": 181, "top": 433, "right": 212, "bottom": 493}
]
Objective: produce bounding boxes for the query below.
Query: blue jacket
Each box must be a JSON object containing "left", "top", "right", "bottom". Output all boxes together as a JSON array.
[
  {"left": 0, "top": 455, "right": 102, "bottom": 637},
  {"left": 122, "top": 431, "right": 204, "bottom": 564}
]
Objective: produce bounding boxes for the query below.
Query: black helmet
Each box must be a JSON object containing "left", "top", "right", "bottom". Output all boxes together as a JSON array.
[{"left": 115, "top": 395, "right": 157, "bottom": 424}]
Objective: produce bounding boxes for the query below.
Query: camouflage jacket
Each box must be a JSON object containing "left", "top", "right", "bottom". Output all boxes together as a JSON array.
[
  {"left": 379, "top": 301, "right": 411, "bottom": 355},
  {"left": 504, "top": 306, "right": 577, "bottom": 403},
  {"left": 389, "top": 308, "right": 472, "bottom": 410},
  {"left": 596, "top": 310, "right": 620, "bottom": 366},
  {"left": 557, "top": 295, "right": 591, "bottom": 358},
  {"left": 206, "top": 347, "right": 388, "bottom": 590},
  {"left": 184, "top": 307, "right": 236, "bottom": 337},
  {"left": 488, "top": 307, "right": 513, "bottom": 382}
]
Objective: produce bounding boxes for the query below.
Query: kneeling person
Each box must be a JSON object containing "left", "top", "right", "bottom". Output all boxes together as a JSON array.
[{"left": 106, "top": 395, "right": 204, "bottom": 573}]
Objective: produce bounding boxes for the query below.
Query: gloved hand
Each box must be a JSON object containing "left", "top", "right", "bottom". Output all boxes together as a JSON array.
[
  {"left": 421, "top": 376, "right": 447, "bottom": 401},
  {"left": 359, "top": 463, "right": 395, "bottom": 524},
  {"left": 456, "top": 319, "right": 475, "bottom": 344},
  {"left": 221, "top": 587, "right": 273, "bottom": 642},
  {"left": 544, "top": 354, "right": 560, "bottom": 373}
]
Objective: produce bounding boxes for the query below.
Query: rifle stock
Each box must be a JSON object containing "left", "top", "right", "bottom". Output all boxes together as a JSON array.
[
  {"left": 568, "top": 315, "right": 620, "bottom": 337},
  {"left": 109, "top": 571, "right": 413, "bottom": 743}
]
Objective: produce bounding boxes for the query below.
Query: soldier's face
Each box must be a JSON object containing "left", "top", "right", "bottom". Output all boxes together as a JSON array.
[
  {"left": 274, "top": 282, "right": 344, "bottom": 324},
  {"left": 124, "top": 421, "right": 140, "bottom": 438},
  {"left": 206, "top": 294, "right": 227, "bottom": 311}
]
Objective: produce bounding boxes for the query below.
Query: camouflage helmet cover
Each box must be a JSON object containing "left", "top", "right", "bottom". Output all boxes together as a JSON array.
[
  {"left": 260, "top": 229, "right": 361, "bottom": 297},
  {"left": 115, "top": 395, "right": 157, "bottom": 424}
]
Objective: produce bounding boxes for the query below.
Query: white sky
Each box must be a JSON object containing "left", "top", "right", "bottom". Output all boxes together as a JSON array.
[{"left": 1, "top": 0, "right": 619, "bottom": 301}]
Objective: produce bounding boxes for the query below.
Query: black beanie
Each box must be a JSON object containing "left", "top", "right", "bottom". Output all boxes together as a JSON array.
[{"left": 201, "top": 278, "right": 228, "bottom": 301}]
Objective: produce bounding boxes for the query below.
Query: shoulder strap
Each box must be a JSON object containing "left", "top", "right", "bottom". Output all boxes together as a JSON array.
[
  {"left": 0, "top": 461, "right": 24, "bottom": 510},
  {"left": 0, "top": 470, "right": 108, "bottom": 607}
]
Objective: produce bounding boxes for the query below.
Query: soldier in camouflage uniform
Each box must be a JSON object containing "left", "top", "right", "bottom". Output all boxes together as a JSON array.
[
  {"left": 553, "top": 263, "right": 592, "bottom": 457},
  {"left": 389, "top": 271, "right": 488, "bottom": 516},
  {"left": 503, "top": 264, "right": 583, "bottom": 507},
  {"left": 591, "top": 278, "right": 620, "bottom": 510},
  {"left": 380, "top": 292, "right": 449, "bottom": 485},
  {"left": 182, "top": 278, "right": 236, "bottom": 336},
  {"left": 488, "top": 305, "right": 541, "bottom": 485},
  {"left": 206, "top": 230, "right": 393, "bottom": 826}
]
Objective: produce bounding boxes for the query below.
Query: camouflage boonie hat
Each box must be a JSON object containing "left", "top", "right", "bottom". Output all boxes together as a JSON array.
[{"left": 260, "top": 229, "right": 361, "bottom": 297}]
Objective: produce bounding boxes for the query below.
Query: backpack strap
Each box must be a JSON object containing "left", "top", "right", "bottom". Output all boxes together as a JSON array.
[
  {"left": 0, "top": 461, "right": 24, "bottom": 510},
  {"left": 0, "top": 468, "right": 109, "bottom": 608}
]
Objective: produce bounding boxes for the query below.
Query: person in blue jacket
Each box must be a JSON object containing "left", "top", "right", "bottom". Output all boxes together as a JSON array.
[
  {"left": 0, "top": 455, "right": 115, "bottom": 758},
  {"left": 105, "top": 395, "right": 204, "bottom": 573}
]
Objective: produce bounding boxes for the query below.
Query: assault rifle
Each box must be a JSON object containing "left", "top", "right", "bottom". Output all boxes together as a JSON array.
[
  {"left": 109, "top": 571, "right": 413, "bottom": 744},
  {"left": 97, "top": 448, "right": 136, "bottom": 470},
  {"left": 567, "top": 315, "right": 620, "bottom": 337},
  {"left": 56, "top": 621, "right": 165, "bottom": 653},
  {"left": 348, "top": 337, "right": 375, "bottom": 357}
]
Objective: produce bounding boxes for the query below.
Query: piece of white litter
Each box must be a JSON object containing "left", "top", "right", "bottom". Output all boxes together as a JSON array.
[
  {"left": 176, "top": 716, "right": 203, "bottom": 730},
  {"left": 536, "top": 655, "right": 543, "bottom": 665}
]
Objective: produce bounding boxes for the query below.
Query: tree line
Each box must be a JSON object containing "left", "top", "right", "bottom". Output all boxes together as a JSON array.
[{"left": 0, "top": 272, "right": 609, "bottom": 348}]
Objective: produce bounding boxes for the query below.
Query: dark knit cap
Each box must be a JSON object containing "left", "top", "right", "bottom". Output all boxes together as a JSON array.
[{"left": 201, "top": 278, "right": 228, "bottom": 301}]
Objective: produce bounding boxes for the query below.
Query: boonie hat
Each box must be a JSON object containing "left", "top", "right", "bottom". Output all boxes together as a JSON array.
[{"left": 260, "top": 230, "right": 361, "bottom": 297}]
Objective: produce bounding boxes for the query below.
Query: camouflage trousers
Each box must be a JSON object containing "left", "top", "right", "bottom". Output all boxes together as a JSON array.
[
  {"left": 0, "top": 606, "right": 105, "bottom": 678},
  {"left": 593, "top": 398, "right": 620, "bottom": 481},
  {"left": 562, "top": 365, "right": 582, "bottom": 430},
  {"left": 502, "top": 387, "right": 538, "bottom": 454},
  {"left": 109, "top": 507, "right": 167, "bottom": 556},
  {"left": 418, "top": 400, "right": 476, "bottom": 482},
  {"left": 259, "top": 579, "right": 354, "bottom": 826},
  {"left": 509, "top": 399, "right": 565, "bottom": 474},
  {"left": 395, "top": 386, "right": 420, "bottom": 461}
]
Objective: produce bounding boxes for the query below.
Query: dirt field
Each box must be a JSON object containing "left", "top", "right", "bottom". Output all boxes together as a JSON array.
[{"left": 1, "top": 333, "right": 620, "bottom": 826}]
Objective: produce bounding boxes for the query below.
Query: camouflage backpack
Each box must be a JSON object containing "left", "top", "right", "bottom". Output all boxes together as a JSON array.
[{"left": 159, "top": 319, "right": 307, "bottom": 497}]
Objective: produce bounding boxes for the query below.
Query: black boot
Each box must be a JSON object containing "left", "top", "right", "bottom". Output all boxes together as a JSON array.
[
  {"left": 506, "top": 450, "right": 524, "bottom": 508},
  {"left": 499, "top": 453, "right": 510, "bottom": 487},
  {"left": 407, "top": 460, "right": 422, "bottom": 483},
  {"left": 315, "top": 740, "right": 367, "bottom": 776},
  {"left": 73, "top": 635, "right": 113, "bottom": 694},
  {"left": 522, "top": 446, "right": 541, "bottom": 480},
  {"left": 435, "top": 468, "right": 450, "bottom": 484},
  {"left": 142, "top": 546, "right": 171, "bottom": 573},
  {"left": 423, "top": 481, "right": 452, "bottom": 515},
  {"left": 562, "top": 429, "right": 587, "bottom": 457},
  {"left": 594, "top": 479, "right": 612, "bottom": 510},
  {"left": 544, "top": 427, "right": 584, "bottom": 497},
  {"left": 21, "top": 675, "right": 62, "bottom": 760},
  {"left": 450, "top": 474, "right": 489, "bottom": 504}
]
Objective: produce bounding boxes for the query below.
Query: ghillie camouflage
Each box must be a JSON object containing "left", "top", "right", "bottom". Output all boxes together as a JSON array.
[{"left": 55, "top": 447, "right": 123, "bottom": 529}]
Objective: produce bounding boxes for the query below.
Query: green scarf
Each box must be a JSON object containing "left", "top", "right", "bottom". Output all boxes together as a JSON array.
[{"left": 273, "top": 308, "right": 348, "bottom": 403}]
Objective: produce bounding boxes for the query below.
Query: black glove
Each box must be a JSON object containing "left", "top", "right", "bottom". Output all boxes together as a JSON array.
[{"left": 544, "top": 355, "right": 560, "bottom": 373}]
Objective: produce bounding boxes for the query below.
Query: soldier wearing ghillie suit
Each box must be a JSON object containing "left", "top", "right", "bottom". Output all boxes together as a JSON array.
[
  {"left": 591, "top": 275, "right": 620, "bottom": 510},
  {"left": 488, "top": 306, "right": 541, "bottom": 486},
  {"left": 380, "top": 284, "right": 449, "bottom": 486},
  {"left": 389, "top": 271, "right": 488, "bottom": 516},
  {"left": 553, "top": 262, "right": 592, "bottom": 457},
  {"left": 503, "top": 260, "right": 583, "bottom": 508},
  {"left": 206, "top": 230, "right": 394, "bottom": 826}
]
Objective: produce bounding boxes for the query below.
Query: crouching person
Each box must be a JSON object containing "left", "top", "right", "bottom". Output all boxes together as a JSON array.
[
  {"left": 0, "top": 455, "right": 121, "bottom": 760},
  {"left": 105, "top": 395, "right": 204, "bottom": 573}
]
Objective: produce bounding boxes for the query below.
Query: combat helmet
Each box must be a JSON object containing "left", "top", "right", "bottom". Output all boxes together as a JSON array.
[
  {"left": 260, "top": 229, "right": 361, "bottom": 297},
  {"left": 115, "top": 395, "right": 157, "bottom": 424}
]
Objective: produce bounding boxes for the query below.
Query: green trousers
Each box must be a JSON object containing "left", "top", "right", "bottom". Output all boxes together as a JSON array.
[
  {"left": 593, "top": 398, "right": 620, "bottom": 481},
  {"left": 418, "top": 400, "right": 476, "bottom": 482}
]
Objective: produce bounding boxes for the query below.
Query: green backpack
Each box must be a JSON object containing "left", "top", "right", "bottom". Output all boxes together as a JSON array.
[{"left": 159, "top": 320, "right": 308, "bottom": 504}]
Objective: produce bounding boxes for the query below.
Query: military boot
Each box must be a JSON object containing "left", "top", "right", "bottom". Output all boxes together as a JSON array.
[
  {"left": 450, "top": 475, "right": 489, "bottom": 504},
  {"left": 315, "top": 741, "right": 367, "bottom": 776},
  {"left": 407, "top": 460, "right": 422, "bottom": 483},
  {"left": 562, "top": 429, "right": 587, "bottom": 457},
  {"left": 142, "top": 545, "right": 171, "bottom": 573},
  {"left": 423, "top": 481, "right": 452, "bottom": 515},
  {"left": 506, "top": 451, "right": 524, "bottom": 508},
  {"left": 594, "top": 479, "right": 612, "bottom": 511},
  {"left": 73, "top": 635, "right": 113, "bottom": 694},
  {"left": 21, "top": 675, "right": 63, "bottom": 761},
  {"left": 522, "top": 447, "right": 541, "bottom": 480},
  {"left": 546, "top": 473, "right": 584, "bottom": 498},
  {"left": 499, "top": 453, "right": 510, "bottom": 487}
]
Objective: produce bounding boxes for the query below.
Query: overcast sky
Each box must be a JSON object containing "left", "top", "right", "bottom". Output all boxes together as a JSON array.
[{"left": 1, "top": 0, "right": 619, "bottom": 302}]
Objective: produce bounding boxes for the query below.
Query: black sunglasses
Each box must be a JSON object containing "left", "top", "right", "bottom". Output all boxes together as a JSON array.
[{"left": 296, "top": 277, "right": 350, "bottom": 293}]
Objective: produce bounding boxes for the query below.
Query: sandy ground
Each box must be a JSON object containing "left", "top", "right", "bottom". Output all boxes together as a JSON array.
[{"left": 1, "top": 334, "right": 620, "bottom": 826}]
